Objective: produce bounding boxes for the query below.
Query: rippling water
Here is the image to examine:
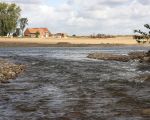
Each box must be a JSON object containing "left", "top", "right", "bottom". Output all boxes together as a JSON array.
[{"left": 0, "top": 46, "right": 150, "bottom": 120}]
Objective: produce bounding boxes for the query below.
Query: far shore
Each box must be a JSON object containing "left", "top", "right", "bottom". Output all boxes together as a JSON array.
[{"left": 0, "top": 36, "right": 149, "bottom": 47}]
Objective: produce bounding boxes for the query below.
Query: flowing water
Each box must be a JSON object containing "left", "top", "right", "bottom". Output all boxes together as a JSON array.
[{"left": 0, "top": 46, "right": 150, "bottom": 120}]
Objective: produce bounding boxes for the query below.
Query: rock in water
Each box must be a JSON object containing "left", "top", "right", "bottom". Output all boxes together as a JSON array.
[
  {"left": 87, "top": 53, "right": 130, "bottom": 62},
  {"left": 0, "top": 59, "right": 25, "bottom": 83},
  {"left": 88, "top": 50, "right": 150, "bottom": 63},
  {"left": 141, "top": 109, "right": 150, "bottom": 116},
  {"left": 128, "top": 51, "right": 146, "bottom": 60}
]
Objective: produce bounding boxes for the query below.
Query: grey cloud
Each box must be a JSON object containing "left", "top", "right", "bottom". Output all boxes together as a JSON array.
[
  {"left": 1, "top": 0, "right": 150, "bottom": 35},
  {"left": 1, "top": 0, "right": 44, "bottom": 4},
  {"left": 97, "top": 0, "right": 131, "bottom": 7},
  {"left": 64, "top": 0, "right": 150, "bottom": 34},
  {"left": 137, "top": 0, "right": 150, "bottom": 5}
]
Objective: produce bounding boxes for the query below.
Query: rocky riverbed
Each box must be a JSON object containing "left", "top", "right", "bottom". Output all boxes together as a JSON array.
[
  {"left": 88, "top": 50, "right": 150, "bottom": 63},
  {"left": 0, "top": 59, "right": 25, "bottom": 83}
]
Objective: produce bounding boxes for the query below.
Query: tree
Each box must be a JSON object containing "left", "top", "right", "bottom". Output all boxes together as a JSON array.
[
  {"left": 0, "top": 2, "right": 21, "bottom": 36},
  {"left": 72, "top": 34, "right": 76, "bottom": 37},
  {"left": 13, "top": 28, "right": 21, "bottom": 37},
  {"left": 134, "top": 24, "right": 150, "bottom": 43},
  {"left": 35, "top": 31, "right": 40, "bottom": 38},
  {"left": 19, "top": 18, "right": 28, "bottom": 37}
]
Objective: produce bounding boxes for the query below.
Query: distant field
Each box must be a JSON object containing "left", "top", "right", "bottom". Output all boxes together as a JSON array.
[
  {"left": 0, "top": 36, "right": 150, "bottom": 47},
  {"left": 0, "top": 36, "right": 136, "bottom": 44}
]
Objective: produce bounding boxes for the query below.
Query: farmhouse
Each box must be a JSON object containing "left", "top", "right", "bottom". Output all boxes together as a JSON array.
[
  {"left": 53, "top": 33, "right": 68, "bottom": 38},
  {"left": 24, "top": 28, "right": 51, "bottom": 38}
]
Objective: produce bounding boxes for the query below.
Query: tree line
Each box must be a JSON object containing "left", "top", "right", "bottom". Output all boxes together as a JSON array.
[
  {"left": 90, "top": 34, "right": 114, "bottom": 38},
  {"left": 0, "top": 2, "right": 28, "bottom": 37}
]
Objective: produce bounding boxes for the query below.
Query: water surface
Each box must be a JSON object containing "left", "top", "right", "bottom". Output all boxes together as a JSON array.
[{"left": 0, "top": 46, "right": 150, "bottom": 120}]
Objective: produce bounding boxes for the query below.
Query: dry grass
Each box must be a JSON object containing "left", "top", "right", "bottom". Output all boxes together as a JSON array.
[{"left": 0, "top": 36, "right": 137, "bottom": 45}]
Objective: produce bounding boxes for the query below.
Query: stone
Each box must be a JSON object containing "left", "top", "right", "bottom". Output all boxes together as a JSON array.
[
  {"left": 0, "top": 59, "right": 25, "bottom": 83},
  {"left": 141, "top": 109, "right": 150, "bottom": 115},
  {"left": 128, "top": 51, "right": 146, "bottom": 60},
  {"left": 143, "top": 57, "right": 150, "bottom": 62},
  {"left": 146, "top": 50, "right": 150, "bottom": 56}
]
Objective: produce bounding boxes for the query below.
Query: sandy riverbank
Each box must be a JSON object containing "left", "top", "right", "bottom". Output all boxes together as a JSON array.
[{"left": 0, "top": 36, "right": 144, "bottom": 47}]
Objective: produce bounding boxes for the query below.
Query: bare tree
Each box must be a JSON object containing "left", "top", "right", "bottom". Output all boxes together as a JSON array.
[{"left": 19, "top": 18, "right": 28, "bottom": 37}]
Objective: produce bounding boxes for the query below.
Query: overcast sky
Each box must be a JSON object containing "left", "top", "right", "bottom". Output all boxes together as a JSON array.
[{"left": 1, "top": 0, "right": 149, "bottom": 35}]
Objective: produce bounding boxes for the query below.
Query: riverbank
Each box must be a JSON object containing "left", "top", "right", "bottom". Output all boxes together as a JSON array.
[
  {"left": 0, "top": 59, "right": 25, "bottom": 83},
  {"left": 88, "top": 51, "right": 150, "bottom": 63},
  {"left": 0, "top": 36, "right": 147, "bottom": 47}
]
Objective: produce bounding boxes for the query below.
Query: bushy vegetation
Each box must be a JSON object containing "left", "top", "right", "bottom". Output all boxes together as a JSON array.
[
  {"left": 0, "top": 2, "right": 28, "bottom": 37},
  {"left": 35, "top": 31, "right": 40, "bottom": 38},
  {"left": 134, "top": 24, "right": 150, "bottom": 43},
  {"left": 0, "top": 2, "right": 21, "bottom": 36}
]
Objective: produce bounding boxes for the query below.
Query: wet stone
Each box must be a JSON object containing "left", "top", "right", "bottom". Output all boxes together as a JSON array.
[
  {"left": 141, "top": 109, "right": 150, "bottom": 116},
  {"left": 0, "top": 59, "right": 25, "bottom": 83}
]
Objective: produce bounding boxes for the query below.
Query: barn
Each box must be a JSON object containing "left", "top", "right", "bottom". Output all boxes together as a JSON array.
[{"left": 24, "top": 28, "right": 51, "bottom": 38}]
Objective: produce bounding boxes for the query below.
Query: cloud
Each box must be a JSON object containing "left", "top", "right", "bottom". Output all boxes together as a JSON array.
[
  {"left": 1, "top": 0, "right": 44, "bottom": 4},
  {"left": 1, "top": 0, "right": 150, "bottom": 35}
]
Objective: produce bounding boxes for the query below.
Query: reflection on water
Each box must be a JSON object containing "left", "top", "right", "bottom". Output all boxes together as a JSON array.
[{"left": 0, "top": 46, "right": 150, "bottom": 120}]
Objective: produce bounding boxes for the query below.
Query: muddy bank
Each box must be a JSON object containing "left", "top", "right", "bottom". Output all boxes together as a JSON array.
[
  {"left": 0, "top": 59, "right": 25, "bottom": 83},
  {"left": 88, "top": 51, "right": 150, "bottom": 63},
  {"left": 0, "top": 41, "right": 131, "bottom": 47}
]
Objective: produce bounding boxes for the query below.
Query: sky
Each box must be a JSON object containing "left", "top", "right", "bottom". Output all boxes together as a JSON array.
[{"left": 0, "top": 0, "right": 150, "bottom": 35}]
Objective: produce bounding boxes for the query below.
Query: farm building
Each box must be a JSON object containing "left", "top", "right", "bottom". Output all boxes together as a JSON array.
[
  {"left": 53, "top": 33, "right": 68, "bottom": 38},
  {"left": 24, "top": 28, "right": 51, "bottom": 38}
]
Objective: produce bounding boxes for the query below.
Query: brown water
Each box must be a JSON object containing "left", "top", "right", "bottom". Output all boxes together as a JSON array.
[{"left": 0, "top": 47, "right": 150, "bottom": 120}]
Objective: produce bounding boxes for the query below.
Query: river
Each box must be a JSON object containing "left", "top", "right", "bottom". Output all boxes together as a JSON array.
[{"left": 0, "top": 46, "right": 150, "bottom": 120}]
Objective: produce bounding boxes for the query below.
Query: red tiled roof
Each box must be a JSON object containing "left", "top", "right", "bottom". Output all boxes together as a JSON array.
[{"left": 27, "top": 28, "right": 49, "bottom": 33}]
